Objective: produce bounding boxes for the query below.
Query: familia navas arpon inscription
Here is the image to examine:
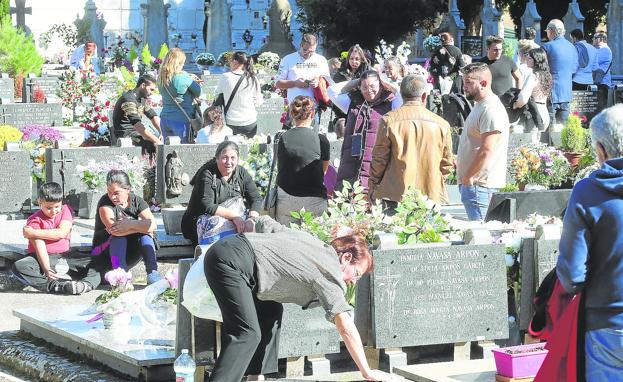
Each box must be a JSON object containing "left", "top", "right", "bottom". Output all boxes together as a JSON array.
[{"left": 371, "top": 244, "right": 509, "bottom": 348}]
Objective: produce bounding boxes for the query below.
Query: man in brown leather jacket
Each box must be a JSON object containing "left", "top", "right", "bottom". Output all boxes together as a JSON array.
[{"left": 369, "top": 75, "right": 454, "bottom": 213}]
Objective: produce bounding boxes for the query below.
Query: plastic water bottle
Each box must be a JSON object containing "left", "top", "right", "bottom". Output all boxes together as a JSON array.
[{"left": 174, "top": 349, "right": 196, "bottom": 382}]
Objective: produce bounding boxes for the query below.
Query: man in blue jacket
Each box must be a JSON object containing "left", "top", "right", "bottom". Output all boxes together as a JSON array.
[
  {"left": 557, "top": 104, "right": 623, "bottom": 381},
  {"left": 542, "top": 19, "right": 578, "bottom": 125}
]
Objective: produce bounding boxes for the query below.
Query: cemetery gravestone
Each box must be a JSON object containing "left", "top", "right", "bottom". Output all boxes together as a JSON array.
[
  {"left": 570, "top": 90, "right": 599, "bottom": 123},
  {"left": 461, "top": 36, "right": 483, "bottom": 58},
  {"left": 156, "top": 143, "right": 257, "bottom": 205},
  {"left": 485, "top": 189, "right": 572, "bottom": 223},
  {"left": 0, "top": 103, "right": 63, "bottom": 127},
  {"left": 22, "top": 77, "right": 61, "bottom": 103},
  {"left": 0, "top": 78, "right": 14, "bottom": 103},
  {"left": 370, "top": 244, "right": 509, "bottom": 348},
  {"left": 256, "top": 97, "right": 286, "bottom": 135},
  {"left": 278, "top": 304, "right": 341, "bottom": 359},
  {"left": 45, "top": 146, "right": 143, "bottom": 210},
  {"left": 0, "top": 150, "right": 31, "bottom": 213}
]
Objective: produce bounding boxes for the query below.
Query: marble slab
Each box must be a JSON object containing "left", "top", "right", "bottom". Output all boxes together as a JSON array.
[
  {"left": 14, "top": 305, "right": 176, "bottom": 381},
  {"left": 394, "top": 358, "right": 497, "bottom": 382}
]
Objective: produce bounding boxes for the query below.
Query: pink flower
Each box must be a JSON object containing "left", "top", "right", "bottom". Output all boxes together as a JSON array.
[
  {"left": 104, "top": 268, "right": 133, "bottom": 287},
  {"left": 165, "top": 269, "right": 179, "bottom": 289}
]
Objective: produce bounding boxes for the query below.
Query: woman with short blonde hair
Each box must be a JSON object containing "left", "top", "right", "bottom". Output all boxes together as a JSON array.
[{"left": 158, "top": 48, "right": 202, "bottom": 143}]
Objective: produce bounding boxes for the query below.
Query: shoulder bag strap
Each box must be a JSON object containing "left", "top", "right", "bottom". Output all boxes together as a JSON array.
[
  {"left": 163, "top": 83, "right": 193, "bottom": 124},
  {"left": 605, "top": 60, "right": 613, "bottom": 74},
  {"left": 224, "top": 73, "right": 246, "bottom": 116},
  {"left": 266, "top": 131, "right": 283, "bottom": 194}
]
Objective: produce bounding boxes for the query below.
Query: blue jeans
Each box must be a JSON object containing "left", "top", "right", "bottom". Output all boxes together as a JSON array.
[
  {"left": 161, "top": 117, "right": 189, "bottom": 144},
  {"left": 459, "top": 185, "right": 497, "bottom": 221},
  {"left": 585, "top": 327, "right": 623, "bottom": 381},
  {"left": 550, "top": 102, "right": 570, "bottom": 125}
]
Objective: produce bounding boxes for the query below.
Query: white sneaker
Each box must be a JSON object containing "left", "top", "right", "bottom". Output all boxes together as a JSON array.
[{"left": 146, "top": 270, "right": 163, "bottom": 285}]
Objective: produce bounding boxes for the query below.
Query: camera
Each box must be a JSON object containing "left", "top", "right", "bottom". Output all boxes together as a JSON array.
[{"left": 304, "top": 79, "right": 311, "bottom": 87}]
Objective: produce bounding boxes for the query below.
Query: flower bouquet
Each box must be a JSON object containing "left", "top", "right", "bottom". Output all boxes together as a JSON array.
[
  {"left": 510, "top": 143, "right": 572, "bottom": 190},
  {"left": 140, "top": 269, "right": 179, "bottom": 326},
  {"left": 76, "top": 155, "right": 147, "bottom": 191},
  {"left": 240, "top": 135, "right": 272, "bottom": 197},
  {"left": 94, "top": 269, "right": 134, "bottom": 330},
  {"left": 256, "top": 52, "right": 280, "bottom": 72},
  {"left": 423, "top": 35, "right": 442, "bottom": 52},
  {"left": 19, "top": 124, "right": 64, "bottom": 180},
  {"left": 196, "top": 52, "right": 216, "bottom": 66},
  {"left": 0, "top": 124, "right": 23, "bottom": 150}
]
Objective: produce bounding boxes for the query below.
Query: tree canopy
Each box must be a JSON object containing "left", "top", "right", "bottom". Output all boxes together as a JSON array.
[{"left": 297, "top": 0, "right": 446, "bottom": 55}]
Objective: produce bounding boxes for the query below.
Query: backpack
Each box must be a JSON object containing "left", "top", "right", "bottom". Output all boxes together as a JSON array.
[{"left": 440, "top": 93, "right": 472, "bottom": 128}]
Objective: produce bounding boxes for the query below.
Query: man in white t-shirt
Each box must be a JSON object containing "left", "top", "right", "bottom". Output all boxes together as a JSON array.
[
  {"left": 275, "top": 33, "right": 330, "bottom": 102},
  {"left": 456, "top": 63, "right": 509, "bottom": 221}
]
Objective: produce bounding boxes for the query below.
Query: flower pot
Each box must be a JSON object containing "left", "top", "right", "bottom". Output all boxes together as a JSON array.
[
  {"left": 524, "top": 184, "right": 547, "bottom": 191},
  {"left": 492, "top": 343, "right": 548, "bottom": 378},
  {"left": 78, "top": 189, "right": 101, "bottom": 219},
  {"left": 563, "top": 151, "right": 582, "bottom": 169}
]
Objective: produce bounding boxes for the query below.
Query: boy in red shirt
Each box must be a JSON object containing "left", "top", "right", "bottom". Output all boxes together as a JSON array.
[{"left": 11, "top": 182, "right": 100, "bottom": 294}]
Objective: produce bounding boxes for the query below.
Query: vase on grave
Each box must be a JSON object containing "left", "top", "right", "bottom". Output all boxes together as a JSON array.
[
  {"left": 563, "top": 152, "right": 582, "bottom": 169},
  {"left": 78, "top": 189, "right": 101, "bottom": 219}
]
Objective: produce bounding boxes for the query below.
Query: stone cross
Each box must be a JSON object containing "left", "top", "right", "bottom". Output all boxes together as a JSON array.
[
  {"left": 562, "top": 0, "right": 585, "bottom": 40},
  {"left": 481, "top": 0, "right": 503, "bottom": 55},
  {"left": 607, "top": 0, "right": 623, "bottom": 76},
  {"left": 447, "top": 0, "right": 465, "bottom": 51},
  {"left": 521, "top": 0, "right": 541, "bottom": 44},
  {"left": 53, "top": 151, "right": 73, "bottom": 198},
  {"left": 10, "top": 0, "right": 32, "bottom": 35}
]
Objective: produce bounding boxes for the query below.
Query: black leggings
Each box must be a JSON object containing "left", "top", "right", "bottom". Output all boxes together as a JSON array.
[{"left": 204, "top": 235, "right": 283, "bottom": 381}]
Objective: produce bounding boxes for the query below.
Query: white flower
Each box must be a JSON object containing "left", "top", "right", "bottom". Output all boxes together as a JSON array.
[
  {"left": 499, "top": 231, "right": 521, "bottom": 252},
  {"left": 505, "top": 254, "right": 515, "bottom": 267},
  {"left": 74, "top": 105, "right": 86, "bottom": 117}
]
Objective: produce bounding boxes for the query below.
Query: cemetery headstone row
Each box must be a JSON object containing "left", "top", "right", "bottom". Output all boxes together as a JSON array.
[
  {"left": 0, "top": 78, "right": 14, "bottom": 103},
  {"left": 0, "top": 103, "right": 63, "bottom": 127},
  {"left": 0, "top": 150, "right": 31, "bottom": 213}
]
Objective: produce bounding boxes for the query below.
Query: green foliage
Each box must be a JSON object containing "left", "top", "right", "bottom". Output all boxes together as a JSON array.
[
  {"left": 503, "top": 39, "right": 517, "bottom": 59},
  {"left": 393, "top": 188, "right": 451, "bottom": 245},
  {"left": 0, "top": 0, "right": 9, "bottom": 21},
  {"left": 297, "top": 0, "right": 446, "bottom": 54},
  {"left": 561, "top": 115, "right": 588, "bottom": 153},
  {"left": 128, "top": 46, "right": 138, "bottom": 63},
  {"left": 95, "top": 289, "right": 122, "bottom": 305},
  {"left": 155, "top": 288, "right": 178, "bottom": 305},
  {"left": 500, "top": 183, "right": 519, "bottom": 193},
  {"left": 141, "top": 43, "right": 153, "bottom": 65},
  {"left": 119, "top": 66, "right": 137, "bottom": 90},
  {"left": 157, "top": 43, "right": 169, "bottom": 61},
  {"left": 0, "top": 16, "right": 44, "bottom": 76}
]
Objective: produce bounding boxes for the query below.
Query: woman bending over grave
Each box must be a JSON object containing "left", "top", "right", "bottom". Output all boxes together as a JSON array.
[
  {"left": 204, "top": 216, "right": 385, "bottom": 381},
  {"left": 91, "top": 170, "right": 162, "bottom": 284},
  {"left": 158, "top": 48, "right": 202, "bottom": 143},
  {"left": 273, "top": 96, "right": 330, "bottom": 224},
  {"left": 181, "top": 141, "right": 262, "bottom": 245}
]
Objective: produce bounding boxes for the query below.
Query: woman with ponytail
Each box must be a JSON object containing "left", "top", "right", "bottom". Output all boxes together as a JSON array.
[
  {"left": 215, "top": 51, "right": 263, "bottom": 138},
  {"left": 274, "top": 96, "right": 330, "bottom": 224}
]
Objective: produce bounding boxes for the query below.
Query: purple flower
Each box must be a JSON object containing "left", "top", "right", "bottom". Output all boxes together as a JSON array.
[
  {"left": 165, "top": 269, "right": 179, "bottom": 289},
  {"left": 544, "top": 168, "right": 553, "bottom": 176},
  {"left": 104, "top": 268, "right": 133, "bottom": 287}
]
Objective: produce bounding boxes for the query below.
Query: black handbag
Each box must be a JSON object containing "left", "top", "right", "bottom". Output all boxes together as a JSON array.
[
  {"left": 163, "top": 84, "right": 203, "bottom": 139},
  {"left": 213, "top": 73, "right": 246, "bottom": 116}
]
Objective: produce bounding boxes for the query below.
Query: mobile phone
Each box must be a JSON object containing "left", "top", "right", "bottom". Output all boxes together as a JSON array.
[{"left": 351, "top": 133, "right": 363, "bottom": 157}]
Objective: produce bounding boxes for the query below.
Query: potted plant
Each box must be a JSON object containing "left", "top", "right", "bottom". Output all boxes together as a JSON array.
[
  {"left": 560, "top": 113, "right": 589, "bottom": 168},
  {"left": 492, "top": 343, "right": 548, "bottom": 379},
  {"left": 75, "top": 155, "right": 147, "bottom": 218},
  {"left": 510, "top": 143, "right": 572, "bottom": 190},
  {"left": 94, "top": 268, "right": 134, "bottom": 331}
]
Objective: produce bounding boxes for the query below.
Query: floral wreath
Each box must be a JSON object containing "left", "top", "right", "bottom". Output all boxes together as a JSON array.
[{"left": 242, "top": 30, "right": 254, "bottom": 44}]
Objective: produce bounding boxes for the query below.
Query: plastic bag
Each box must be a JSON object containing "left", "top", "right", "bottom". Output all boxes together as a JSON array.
[{"left": 181, "top": 250, "right": 223, "bottom": 322}]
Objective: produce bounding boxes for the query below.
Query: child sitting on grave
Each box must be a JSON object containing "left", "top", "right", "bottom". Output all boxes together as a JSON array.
[
  {"left": 195, "top": 106, "right": 233, "bottom": 144},
  {"left": 91, "top": 170, "right": 162, "bottom": 284},
  {"left": 11, "top": 182, "right": 100, "bottom": 294}
]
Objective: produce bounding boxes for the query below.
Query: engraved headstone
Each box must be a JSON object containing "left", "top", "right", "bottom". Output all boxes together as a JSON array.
[
  {"left": 0, "top": 103, "right": 63, "bottom": 128},
  {"left": 563, "top": 0, "right": 585, "bottom": 40},
  {"left": 461, "top": 36, "right": 483, "bottom": 58},
  {"left": 278, "top": 304, "right": 341, "bottom": 358},
  {"left": 0, "top": 78, "right": 14, "bottom": 103},
  {"left": 45, "top": 146, "right": 143, "bottom": 210},
  {"left": 570, "top": 90, "right": 599, "bottom": 124},
  {"left": 521, "top": 0, "right": 542, "bottom": 44},
  {"left": 22, "top": 77, "right": 61, "bottom": 103},
  {"left": 0, "top": 150, "right": 31, "bottom": 213},
  {"left": 369, "top": 244, "right": 509, "bottom": 348}
]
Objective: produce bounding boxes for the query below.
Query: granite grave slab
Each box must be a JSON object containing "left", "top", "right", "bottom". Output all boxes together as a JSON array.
[
  {"left": 519, "top": 237, "right": 560, "bottom": 331},
  {"left": 14, "top": 305, "right": 176, "bottom": 381},
  {"left": 45, "top": 146, "right": 143, "bottom": 210},
  {"left": 0, "top": 77, "right": 14, "bottom": 103},
  {"left": 0, "top": 150, "right": 31, "bottom": 213},
  {"left": 0, "top": 103, "right": 63, "bottom": 127},
  {"left": 485, "top": 189, "right": 572, "bottom": 223},
  {"left": 369, "top": 244, "right": 509, "bottom": 348},
  {"left": 570, "top": 90, "right": 599, "bottom": 123},
  {"left": 22, "top": 76, "right": 61, "bottom": 103}
]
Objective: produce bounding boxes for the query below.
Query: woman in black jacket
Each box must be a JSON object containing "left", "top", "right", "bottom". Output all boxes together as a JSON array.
[{"left": 181, "top": 141, "right": 262, "bottom": 245}]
